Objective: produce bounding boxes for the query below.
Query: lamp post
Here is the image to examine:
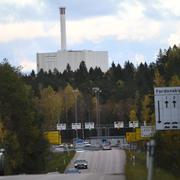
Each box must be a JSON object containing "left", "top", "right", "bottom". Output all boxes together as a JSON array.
[
  {"left": 64, "top": 94, "right": 68, "bottom": 122},
  {"left": 72, "top": 89, "right": 79, "bottom": 139},
  {"left": 92, "top": 87, "right": 101, "bottom": 137}
]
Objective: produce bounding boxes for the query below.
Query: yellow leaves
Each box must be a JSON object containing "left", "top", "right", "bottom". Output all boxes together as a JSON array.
[
  {"left": 142, "top": 95, "right": 151, "bottom": 108},
  {"left": 141, "top": 94, "right": 153, "bottom": 124},
  {"left": 38, "top": 84, "right": 81, "bottom": 130},
  {"left": 0, "top": 120, "right": 6, "bottom": 143},
  {"left": 116, "top": 80, "right": 124, "bottom": 88},
  {"left": 154, "top": 70, "right": 165, "bottom": 87},
  {"left": 64, "top": 83, "right": 76, "bottom": 110},
  {"left": 91, "top": 96, "right": 97, "bottom": 106},
  {"left": 169, "top": 75, "right": 180, "bottom": 86},
  {"left": 129, "top": 109, "right": 137, "bottom": 122},
  {"left": 39, "top": 86, "right": 63, "bottom": 130},
  {"left": 40, "top": 85, "right": 55, "bottom": 98}
]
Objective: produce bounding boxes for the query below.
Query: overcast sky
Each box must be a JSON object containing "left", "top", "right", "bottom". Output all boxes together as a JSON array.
[{"left": 0, "top": 0, "right": 180, "bottom": 72}]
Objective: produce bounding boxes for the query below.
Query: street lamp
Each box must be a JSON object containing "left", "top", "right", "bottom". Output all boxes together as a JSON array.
[
  {"left": 72, "top": 89, "right": 79, "bottom": 139},
  {"left": 64, "top": 94, "right": 68, "bottom": 122},
  {"left": 92, "top": 87, "right": 101, "bottom": 137}
]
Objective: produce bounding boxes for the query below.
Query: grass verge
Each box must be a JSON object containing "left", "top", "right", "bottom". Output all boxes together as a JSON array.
[
  {"left": 125, "top": 150, "right": 179, "bottom": 180},
  {"left": 125, "top": 151, "right": 147, "bottom": 180},
  {"left": 45, "top": 151, "right": 75, "bottom": 173}
]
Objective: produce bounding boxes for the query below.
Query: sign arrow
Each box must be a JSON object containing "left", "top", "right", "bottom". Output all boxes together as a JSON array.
[
  {"left": 172, "top": 100, "right": 176, "bottom": 108},
  {"left": 158, "top": 101, "right": 161, "bottom": 123},
  {"left": 165, "top": 101, "right": 168, "bottom": 108}
]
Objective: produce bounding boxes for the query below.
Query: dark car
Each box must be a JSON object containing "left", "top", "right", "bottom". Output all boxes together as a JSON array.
[
  {"left": 64, "top": 168, "right": 81, "bottom": 174},
  {"left": 74, "top": 160, "right": 88, "bottom": 169}
]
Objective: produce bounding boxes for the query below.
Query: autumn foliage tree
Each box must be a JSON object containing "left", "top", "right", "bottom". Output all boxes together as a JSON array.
[
  {"left": 0, "top": 60, "right": 49, "bottom": 174},
  {"left": 38, "top": 86, "right": 63, "bottom": 130}
]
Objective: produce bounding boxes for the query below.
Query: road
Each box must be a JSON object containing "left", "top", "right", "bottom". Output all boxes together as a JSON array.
[
  {"left": 69, "top": 148, "right": 126, "bottom": 175},
  {"left": 0, "top": 148, "right": 126, "bottom": 180}
]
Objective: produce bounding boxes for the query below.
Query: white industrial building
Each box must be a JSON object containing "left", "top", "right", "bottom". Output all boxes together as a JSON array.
[{"left": 37, "top": 7, "right": 108, "bottom": 73}]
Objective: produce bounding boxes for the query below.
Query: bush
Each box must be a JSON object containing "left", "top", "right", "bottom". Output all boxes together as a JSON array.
[{"left": 155, "top": 131, "right": 180, "bottom": 177}]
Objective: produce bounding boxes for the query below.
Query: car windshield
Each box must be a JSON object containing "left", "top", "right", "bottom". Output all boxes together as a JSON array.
[{"left": 75, "top": 160, "right": 86, "bottom": 163}]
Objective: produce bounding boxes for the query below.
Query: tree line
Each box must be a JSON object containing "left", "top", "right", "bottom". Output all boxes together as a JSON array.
[{"left": 0, "top": 45, "right": 180, "bottom": 175}]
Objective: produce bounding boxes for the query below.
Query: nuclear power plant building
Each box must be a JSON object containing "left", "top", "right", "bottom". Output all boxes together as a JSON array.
[{"left": 37, "top": 7, "right": 108, "bottom": 73}]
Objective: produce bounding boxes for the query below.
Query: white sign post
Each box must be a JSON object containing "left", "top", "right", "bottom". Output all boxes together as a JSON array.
[
  {"left": 85, "top": 122, "right": 94, "bottom": 129},
  {"left": 141, "top": 126, "right": 155, "bottom": 137},
  {"left": 72, "top": 123, "right": 81, "bottom": 130},
  {"left": 129, "top": 121, "right": 139, "bottom": 128},
  {"left": 154, "top": 87, "right": 180, "bottom": 130},
  {"left": 114, "top": 121, "right": 124, "bottom": 128},
  {"left": 57, "top": 123, "right": 66, "bottom": 130}
]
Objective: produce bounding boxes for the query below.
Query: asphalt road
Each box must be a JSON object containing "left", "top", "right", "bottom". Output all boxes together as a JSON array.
[
  {"left": 0, "top": 148, "right": 126, "bottom": 180},
  {"left": 70, "top": 148, "right": 126, "bottom": 175}
]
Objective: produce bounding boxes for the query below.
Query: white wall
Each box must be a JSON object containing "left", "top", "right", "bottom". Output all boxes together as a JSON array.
[{"left": 37, "top": 50, "right": 108, "bottom": 73}]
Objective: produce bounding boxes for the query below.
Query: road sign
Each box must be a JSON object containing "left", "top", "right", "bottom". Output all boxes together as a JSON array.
[
  {"left": 85, "top": 122, "right": 94, "bottom": 129},
  {"left": 44, "top": 131, "right": 61, "bottom": 144},
  {"left": 114, "top": 121, "right": 124, "bottom": 128},
  {"left": 129, "top": 121, "right": 139, "bottom": 128},
  {"left": 135, "top": 128, "right": 142, "bottom": 140},
  {"left": 126, "top": 132, "right": 136, "bottom": 142},
  {"left": 141, "top": 126, "right": 155, "bottom": 137},
  {"left": 72, "top": 123, "right": 81, "bottom": 130},
  {"left": 154, "top": 87, "right": 180, "bottom": 130},
  {"left": 56, "top": 123, "right": 66, "bottom": 130}
]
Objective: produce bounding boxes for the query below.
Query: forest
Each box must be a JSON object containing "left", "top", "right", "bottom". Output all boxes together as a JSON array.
[
  {"left": 0, "top": 45, "right": 180, "bottom": 175},
  {"left": 23, "top": 45, "right": 180, "bottom": 135}
]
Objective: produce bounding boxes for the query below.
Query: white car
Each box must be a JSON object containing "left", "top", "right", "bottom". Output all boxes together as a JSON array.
[
  {"left": 119, "top": 143, "right": 130, "bottom": 150},
  {"left": 102, "top": 144, "right": 112, "bottom": 150}
]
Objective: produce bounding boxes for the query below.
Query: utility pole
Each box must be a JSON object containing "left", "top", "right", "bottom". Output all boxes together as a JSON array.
[
  {"left": 92, "top": 87, "right": 101, "bottom": 137},
  {"left": 147, "top": 139, "right": 155, "bottom": 180},
  {"left": 65, "top": 95, "right": 68, "bottom": 123},
  {"left": 72, "top": 89, "right": 79, "bottom": 139}
]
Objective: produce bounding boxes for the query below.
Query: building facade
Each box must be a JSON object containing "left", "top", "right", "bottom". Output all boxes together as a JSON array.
[
  {"left": 37, "top": 7, "right": 109, "bottom": 73},
  {"left": 37, "top": 50, "right": 108, "bottom": 73}
]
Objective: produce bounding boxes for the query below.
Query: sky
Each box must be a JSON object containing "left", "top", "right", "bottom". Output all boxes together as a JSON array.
[{"left": 0, "top": 0, "right": 180, "bottom": 73}]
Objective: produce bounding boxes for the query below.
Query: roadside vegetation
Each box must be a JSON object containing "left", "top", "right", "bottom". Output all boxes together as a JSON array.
[
  {"left": 0, "top": 60, "right": 50, "bottom": 175},
  {"left": 45, "top": 151, "right": 75, "bottom": 173},
  {"left": 125, "top": 149, "right": 179, "bottom": 180}
]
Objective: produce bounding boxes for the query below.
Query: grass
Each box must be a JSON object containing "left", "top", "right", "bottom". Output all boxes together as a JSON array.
[
  {"left": 154, "top": 168, "right": 180, "bottom": 180},
  {"left": 125, "top": 150, "right": 179, "bottom": 180},
  {"left": 125, "top": 151, "right": 147, "bottom": 180},
  {"left": 45, "top": 151, "right": 75, "bottom": 173}
]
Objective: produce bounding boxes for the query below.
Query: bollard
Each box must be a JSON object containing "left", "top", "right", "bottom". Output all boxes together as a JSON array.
[{"left": 132, "top": 155, "right": 136, "bottom": 166}]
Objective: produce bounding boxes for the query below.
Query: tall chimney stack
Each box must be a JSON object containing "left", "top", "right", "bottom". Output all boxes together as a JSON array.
[{"left": 60, "top": 7, "right": 66, "bottom": 51}]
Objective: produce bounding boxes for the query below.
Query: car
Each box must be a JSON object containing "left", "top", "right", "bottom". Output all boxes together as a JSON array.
[
  {"left": 74, "top": 160, "right": 88, "bottom": 169},
  {"left": 102, "top": 144, "right": 112, "bottom": 150},
  {"left": 119, "top": 143, "right": 131, "bottom": 150},
  {"left": 64, "top": 168, "right": 81, "bottom": 174},
  {"left": 84, "top": 141, "right": 91, "bottom": 147},
  {"left": 51, "top": 145, "right": 65, "bottom": 153}
]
